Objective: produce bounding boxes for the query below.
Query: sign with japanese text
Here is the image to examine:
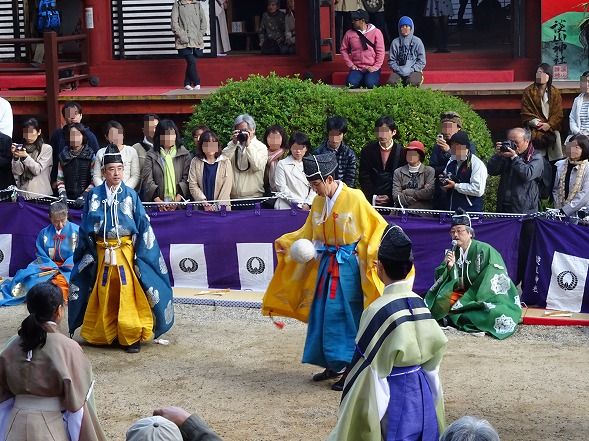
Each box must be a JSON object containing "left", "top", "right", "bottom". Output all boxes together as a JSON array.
[{"left": 541, "top": 1, "right": 589, "bottom": 80}]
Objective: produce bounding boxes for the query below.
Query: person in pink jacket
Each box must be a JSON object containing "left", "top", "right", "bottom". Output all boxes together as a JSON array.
[{"left": 340, "top": 9, "right": 385, "bottom": 89}]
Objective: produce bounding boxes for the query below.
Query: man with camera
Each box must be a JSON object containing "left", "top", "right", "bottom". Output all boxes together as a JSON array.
[
  {"left": 487, "top": 127, "right": 544, "bottom": 286},
  {"left": 222, "top": 114, "right": 268, "bottom": 209},
  {"left": 487, "top": 127, "right": 544, "bottom": 214},
  {"left": 438, "top": 131, "right": 487, "bottom": 212}
]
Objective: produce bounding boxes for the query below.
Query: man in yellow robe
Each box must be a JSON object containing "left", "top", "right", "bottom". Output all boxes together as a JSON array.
[{"left": 262, "top": 152, "right": 388, "bottom": 390}]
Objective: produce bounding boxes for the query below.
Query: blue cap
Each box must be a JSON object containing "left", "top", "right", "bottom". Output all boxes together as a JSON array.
[{"left": 399, "top": 16, "right": 414, "bottom": 29}]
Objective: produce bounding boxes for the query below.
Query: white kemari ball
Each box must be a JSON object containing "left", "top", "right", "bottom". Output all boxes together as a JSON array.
[{"left": 290, "top": 239, "right": 316, "bottom": 264}]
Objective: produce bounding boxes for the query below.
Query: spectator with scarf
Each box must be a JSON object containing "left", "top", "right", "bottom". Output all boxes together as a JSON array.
[
  {"left": 12, "top": 117, "right": 53, "bottom": 199},
  {"left": 50, "top": 102, "right": 100, "bottom": 187},
  {"left": 521, "top": 63, "right": 564, "bottom": 161},
  {"left": 340, "top": 9, "right": 385, "bottom": 89},
  {"left": 387, "top": 16, "right": 426, "bottom": 87},
  {"left": 56, "top": 123, "right": 95, "bottom": 207},
  {"left": 553, "top": 134, "right": 589, "bottom": 217},
  {"left": 142, "top": 119, "right": 191, "bottom": 210},
  {"left": 263, "top": 124, "right": 288, "bottom": 206},
  {"left": 439, "top": 131, "right": 487, "bottom": 212}
]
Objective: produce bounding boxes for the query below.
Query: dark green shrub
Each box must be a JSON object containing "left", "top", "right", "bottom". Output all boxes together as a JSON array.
[{"left": 187, "top": 74, "right": 498, "bottom": 211}]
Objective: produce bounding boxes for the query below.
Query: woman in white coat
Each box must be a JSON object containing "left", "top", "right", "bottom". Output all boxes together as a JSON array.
[
  {"left": 569, "top": 71, "right": 589, "bottom": 137},
  {"left": 274, "top": 131, "right": 316, "bottom": 210}
]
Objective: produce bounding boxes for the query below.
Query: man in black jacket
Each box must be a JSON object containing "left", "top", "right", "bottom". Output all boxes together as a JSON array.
[
  {"left": 314, "top": 116, "right": 357, "bottom": 188},
  {"left": 487, "top": 126, "right": 544, "bottom": 285},
  {"left": 487, "top": 127, "right": 544, "bottom": 214},
  {"left": 359, "top": 115, "right": 406, "bottom": 206}
]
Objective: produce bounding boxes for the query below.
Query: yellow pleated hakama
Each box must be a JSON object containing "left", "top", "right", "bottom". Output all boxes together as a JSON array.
[{"left": 80, "top": 237, "right": 153, "bottom": 346}]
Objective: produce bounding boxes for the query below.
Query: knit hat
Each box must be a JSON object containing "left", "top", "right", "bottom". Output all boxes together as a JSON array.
[
  {"left": 303, "top": 152, "right": 338, "bottom": 181},
  {"left": 378, "top": 224, "right": 413, "bottom": 262},
  {"left": 350, "top": 10, "right": 369, "bottom": 22},
  {"left": 101, "top": 143, "right": 123, "bottom": 168},
  {"left": 126, "top": 416, "right": 182, "bottom": 441},
  {"left": 449, "top": 131, "right": 470, "bottom": 148},
  {"left": 398, "top": 16, "right": 414, "bottom": 29}
]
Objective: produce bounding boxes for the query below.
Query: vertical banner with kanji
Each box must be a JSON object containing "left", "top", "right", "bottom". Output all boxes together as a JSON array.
[{"left": 541, "top": 1, "right": 589, "bottom": 80}]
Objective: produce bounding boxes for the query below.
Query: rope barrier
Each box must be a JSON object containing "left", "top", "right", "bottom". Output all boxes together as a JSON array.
[{"left": 0, "top": 186, "right": 586, "bottom": 223}]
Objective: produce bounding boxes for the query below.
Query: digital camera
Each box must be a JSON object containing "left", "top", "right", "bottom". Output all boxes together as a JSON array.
[
  {"left": 236, "top": 130, "right": 249, "bottom": 144},
  {"left": 438, "top": 172, "right": 453, "bottom": 186},
  {"left": 500, "top": 140, "right": 516, "bottom": 152}
]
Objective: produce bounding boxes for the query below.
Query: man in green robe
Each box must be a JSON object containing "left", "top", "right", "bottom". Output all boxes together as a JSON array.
[
  {"left": 328, "top": 224, "right": 447, "bottom": 441},
  {"left": 424, "top": 209, "right": 523, "bottom": 339}
]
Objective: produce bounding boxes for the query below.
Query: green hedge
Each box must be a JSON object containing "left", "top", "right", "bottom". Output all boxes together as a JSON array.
[{"left": 186, "top": 73, "right": 498, "bottom": 211}]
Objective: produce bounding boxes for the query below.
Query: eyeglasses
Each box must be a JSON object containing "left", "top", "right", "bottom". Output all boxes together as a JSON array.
[{"left": 449, "top": 228, "right": 467, "bottom": 235}]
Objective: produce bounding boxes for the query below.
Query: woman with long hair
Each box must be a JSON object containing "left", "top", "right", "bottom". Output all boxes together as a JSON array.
[
  {"left": 188, "top": 130, "right": 233, "bottom": 211},
  {"left": 11, "top": 118, "right": 53, "bottom": 199},
  {"left": 553, "top": 134, "right": 589, "bottom": 217},
  {"left": 521, "top": 63, "right": 564, "bottom": 161},
  {"left": 0, "top": 282, "right": 106, "bottom": 441},
  {"left": 263, "top": 125, "right": 288, "bottom": 203}
]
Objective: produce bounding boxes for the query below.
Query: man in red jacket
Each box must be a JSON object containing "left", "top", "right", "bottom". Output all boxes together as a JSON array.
[{"left": 340, "top": 9, "right": 385, "bottom": 89}]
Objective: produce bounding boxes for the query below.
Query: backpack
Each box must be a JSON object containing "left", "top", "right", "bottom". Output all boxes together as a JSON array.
[
  {"left": 37, "top": 0, "right": 61, "bottom": 34},
  {"left": 537, "top": 156, "right": 554, "bottom": 200}
]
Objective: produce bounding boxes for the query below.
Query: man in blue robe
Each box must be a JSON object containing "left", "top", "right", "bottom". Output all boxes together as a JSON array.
[
  {"left": 0, "top": 202, "right": 78, "bottom": 306},
  {"left": 68, "top": 144, "right": 174, "bottom": 353}
]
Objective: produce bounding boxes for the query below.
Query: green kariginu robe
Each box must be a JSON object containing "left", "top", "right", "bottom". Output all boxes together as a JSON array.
[{"left": 424, "top": 239, "right": 522, "bottom": 339}]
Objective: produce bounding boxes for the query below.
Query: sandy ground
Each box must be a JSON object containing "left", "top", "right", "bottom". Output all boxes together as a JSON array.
[{"left": 1, "top": 303, "right": 589, "bottom": 441}]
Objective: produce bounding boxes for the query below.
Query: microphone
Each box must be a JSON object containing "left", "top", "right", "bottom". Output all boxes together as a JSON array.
[{"left": 446, "top": 240, "right": 457, "bottom": 257}]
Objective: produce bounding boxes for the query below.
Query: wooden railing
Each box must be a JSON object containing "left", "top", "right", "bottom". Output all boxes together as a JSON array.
[{"left": 0, "top": 31, "right": 90, "bottom": 134}]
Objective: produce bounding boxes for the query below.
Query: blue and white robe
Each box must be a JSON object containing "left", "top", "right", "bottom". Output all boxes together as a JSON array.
[
  {"left": 68, "top": 182, "right": 174, "bottom": 339},
  {"left": 0, "top": 222, "right": 79, "bottom": 306}
]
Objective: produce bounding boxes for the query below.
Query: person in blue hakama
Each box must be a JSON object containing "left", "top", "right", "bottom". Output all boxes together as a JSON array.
[
  {"left": 68, "top": 145, "right": 174, "bottom": 353},
  {"left": 328, "top": 225, "right": 447, "bottom": 441},
  {"left": 263, "top": 152, "right": 389, "bottom": 391},
  {"left": 0, "top": 202, "right": 78, "bottom": 306}
]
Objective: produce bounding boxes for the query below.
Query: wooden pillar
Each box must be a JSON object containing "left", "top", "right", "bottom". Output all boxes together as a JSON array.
[{"left": 82, "top": 0, "right": 112, "bottom": 74}]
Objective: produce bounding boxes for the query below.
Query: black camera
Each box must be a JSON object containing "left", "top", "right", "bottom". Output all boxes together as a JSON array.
[
  {"left": 438, "top": 172, "right": 453, "bottom": 186},
  {"left": 236, "top": 130, "right": 249, "bottom": 144},
  {"left": 500, "top": 140, "right": 516, "bottom": 152}
]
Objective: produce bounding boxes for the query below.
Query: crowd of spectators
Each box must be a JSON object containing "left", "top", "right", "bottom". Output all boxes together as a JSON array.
[{"left": 1, "top": 67, "right": 588, "bottom": 217}]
